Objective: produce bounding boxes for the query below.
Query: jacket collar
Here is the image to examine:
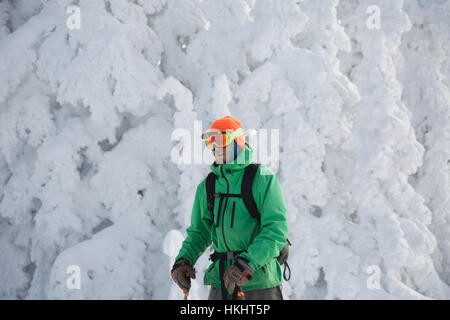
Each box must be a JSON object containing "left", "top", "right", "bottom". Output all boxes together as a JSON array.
[{"left": 210, "top": 143, "right": 254, "bottom": 176}]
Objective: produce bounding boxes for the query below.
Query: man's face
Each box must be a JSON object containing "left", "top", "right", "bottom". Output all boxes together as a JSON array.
[{"left": 213, "top": 143, "right": 233, "bottom": 164}]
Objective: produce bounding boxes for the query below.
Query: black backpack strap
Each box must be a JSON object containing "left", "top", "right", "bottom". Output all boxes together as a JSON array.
[
  {"left": 241, "top": 163, "right": 261, "bottom": 223},
  {"left": 205, "top": 172, "right": 217, "bottom": 222}
]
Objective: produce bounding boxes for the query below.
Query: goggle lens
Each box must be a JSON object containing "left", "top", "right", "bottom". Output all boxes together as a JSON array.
[
  {"left": 202, "top": 128, "right": 243, "bottom": 150},
  {"left": 205, "top": 133, "right": 228, "bottom": 149}
]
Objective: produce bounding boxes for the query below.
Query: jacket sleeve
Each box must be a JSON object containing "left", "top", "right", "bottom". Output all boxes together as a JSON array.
[
  {"left": 237, "top": 166, "right": 288, "bottom": 271},
  {"left": 175, "top": 180, "right": 212, "bottom": 266}
]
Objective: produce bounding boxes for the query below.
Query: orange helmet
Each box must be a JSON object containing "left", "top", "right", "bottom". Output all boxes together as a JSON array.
[{"left": 207, "top": 115, "right": 246, "bottom": 148}]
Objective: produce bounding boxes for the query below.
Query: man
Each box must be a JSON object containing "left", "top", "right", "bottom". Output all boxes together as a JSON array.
[{"left": 170, "top": 115, "right": 288, "bottom": 300}]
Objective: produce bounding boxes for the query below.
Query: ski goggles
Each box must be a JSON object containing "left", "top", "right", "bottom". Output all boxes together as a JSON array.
[{"left": 201, "top": 127, "right": 244, "bottom": 150}]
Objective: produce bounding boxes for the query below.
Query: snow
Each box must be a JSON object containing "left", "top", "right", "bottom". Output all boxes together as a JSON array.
[{"left": 0, "top": 0, "right": 450, "bottom": 300}]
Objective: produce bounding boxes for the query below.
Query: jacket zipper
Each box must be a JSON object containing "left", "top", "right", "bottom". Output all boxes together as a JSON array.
[
  {"left": 220, "top": 165, "right": 231, "bottom": 251},
  {"left": 230, "top": 202, "right": 236, "bottom": 228}
]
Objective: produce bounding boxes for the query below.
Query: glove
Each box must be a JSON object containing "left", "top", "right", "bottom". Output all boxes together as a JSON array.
[
  {"left": 223, "top": 259, "right": 254, "bottom": 294},
  {"left": 170, "top": 258, "right": 196, "bottom": 293}
]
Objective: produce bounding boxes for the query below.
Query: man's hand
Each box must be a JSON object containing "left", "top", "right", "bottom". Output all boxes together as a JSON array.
[
  {"left": 223, "top": 259, "right": 254, "bottom": 294},
  {"left": 170, "top": 258, "right": 196, "bottom": 293}
]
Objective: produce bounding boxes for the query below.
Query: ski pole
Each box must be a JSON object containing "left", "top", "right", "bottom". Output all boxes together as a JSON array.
[
  {"left": 183, "top": 270, "right": 191, "bottom": 300},
  {"left": 236, "top": 285, "right": 245, "bottom": 300}
]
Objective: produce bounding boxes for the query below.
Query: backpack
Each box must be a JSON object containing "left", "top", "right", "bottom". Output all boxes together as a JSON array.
[{"left": 205, "top": 163, "right": 291, "bottom": 281}]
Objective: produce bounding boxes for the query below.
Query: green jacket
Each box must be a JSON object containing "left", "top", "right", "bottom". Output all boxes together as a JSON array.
[{"left": 175, "top": 143, "right": 288, "bottom": 291}]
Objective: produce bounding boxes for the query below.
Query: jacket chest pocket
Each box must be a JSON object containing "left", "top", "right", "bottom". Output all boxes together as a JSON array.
[
  {"left": 226, "top": 200, "right": 257, "bottom": 231},
  {"left": 214, "top": 198, "right": 238, "bottom": 229},
  {"left": 230, "top": 201, "right": 236, "bottom": 228}
]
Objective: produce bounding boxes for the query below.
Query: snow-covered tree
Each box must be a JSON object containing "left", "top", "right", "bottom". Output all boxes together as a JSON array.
[
  {"left": 337, "top": 0, "right": 450, "bottom": 298},
  {"left": 1, "top": 0, "right": 450, "bottom": 300},
  {"left": 400, "top": 0, "right": 450, "bottom": 288},
  {"left": 0, "top": 0, "right": 201, "bottom": 299}
]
